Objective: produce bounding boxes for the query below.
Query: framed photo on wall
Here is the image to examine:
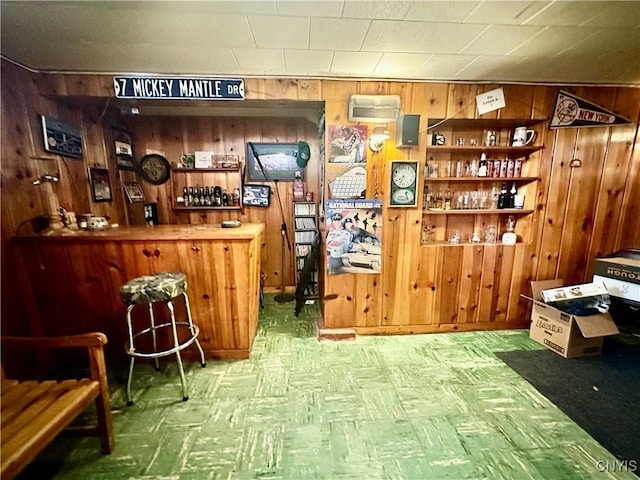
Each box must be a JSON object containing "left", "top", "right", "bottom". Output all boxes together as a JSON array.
[
  {"left": 41, "top": 115, "right": 84, "bottom": 159},
  {"left": 88, "top": 167, "right": 113, "bottom": 202},
  {"left": 245, "top": 142, "right": 301, "bottom": 182},
  {"left": 113, "top": 128, "right": 136, "bottom": 171},
  {"left": 123, "top": 182, "right": 146, "bottom": 203},
  {"left": 242, "top": 184, "right": 271, "bottom": 207}
]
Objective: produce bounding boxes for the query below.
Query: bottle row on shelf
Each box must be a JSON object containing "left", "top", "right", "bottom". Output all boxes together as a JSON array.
[
  {"left": 425, "top": 154, "right": 524, "bottom": 179},
  {"left": 424, "top": 183, "right": 524, "bottom": 211},
  {"left": 177, "top": 185, "right": 241, "bottom": 207}
]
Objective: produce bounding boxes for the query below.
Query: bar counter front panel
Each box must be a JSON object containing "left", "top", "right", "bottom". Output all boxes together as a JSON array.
[{"left": 14, "top": 224, "right": 264, "bottom": 362}]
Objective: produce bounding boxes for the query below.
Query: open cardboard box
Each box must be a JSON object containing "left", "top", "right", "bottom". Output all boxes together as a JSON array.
[{"left": 528, "top": 279, "right": 619, "bottom": 358}]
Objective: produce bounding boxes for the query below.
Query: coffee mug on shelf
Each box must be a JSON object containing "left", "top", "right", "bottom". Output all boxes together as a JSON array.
[{"left": 512, "top": 127, "right": 536, "bottom": 146}]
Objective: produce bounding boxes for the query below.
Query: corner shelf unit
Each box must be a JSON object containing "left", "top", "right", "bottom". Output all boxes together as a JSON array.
[
  {"left": 293, "top": 201, "right": 319, "bottom": 299},
  {"left": 422, "top": 118, "right": 546, "bottom": 246},
  {"left": 170, "top": 166, "right": 243, "bottom": 211}
]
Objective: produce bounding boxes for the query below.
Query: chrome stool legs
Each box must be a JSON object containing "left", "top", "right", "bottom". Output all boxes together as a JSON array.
[{"left": 124, "top": 291, "right": 206, "bottom": 406}]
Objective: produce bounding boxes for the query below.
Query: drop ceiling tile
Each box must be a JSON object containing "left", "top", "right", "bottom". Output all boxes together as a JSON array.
[
  {"left": 310, "top": 17, "right": 371, "bottom": 51},
  {"left": 455, "top": 55, "right": 528, "bottom": 81},
  {"left": 331, "top": 51, "right": 383, "bottom": 75},
  {"left": 557, "top": 28, "right": 640, "bottom": 57},
  {"left": 284, "top": 50, "right": 334, "bottom": 75},
  {"left": 582, "top": 1, "right": 640, "bottom": 27},
  {"left": 233, "top": 48, "right": 285, "bottom": 75},
  {"left": 461, "top": 24, "right": 543, "bottom": 55},
  {"left": 362, "top": 20, "right": 486, "bottom": 54},
  {"left": 277, "top": 0, "right": 344, "bottom": 17},
  {"left": 414, "top": 54, "right": 480, "bottom": 79},
  {"left": 405, "top": 1, "right": 480, "bottom": 23},
  {"left": 464, "top": 1, "right": 551, "bottom": 25},
  {"left": 249, "top": 15, "right": 309, "bottom": 49},
  {"left": 524, "top": 1, "right": 614, "bottom": 26},
  {"left": 342, "top": 0, "right": 413, "bottom": 20},
  {"left": 508, "top": 26, "right": 600, "bottom": 57},
  {"left": 373, "top": 53, "right": 432, "bottom": 77}
]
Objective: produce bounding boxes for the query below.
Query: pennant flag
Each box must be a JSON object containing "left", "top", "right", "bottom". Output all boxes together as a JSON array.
[{"left": 550, "top": 90, "right": 631, "bottom": 129}]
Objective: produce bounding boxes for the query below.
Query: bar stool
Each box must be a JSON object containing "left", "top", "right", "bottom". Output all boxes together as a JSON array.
[{"left": 120, "top": 271, "right": 205, "bottom": 405}]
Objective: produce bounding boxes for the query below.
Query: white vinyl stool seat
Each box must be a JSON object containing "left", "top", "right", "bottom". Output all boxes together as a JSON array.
[{"left": 120, "top": 272, "right": 205, "bottom": 405}]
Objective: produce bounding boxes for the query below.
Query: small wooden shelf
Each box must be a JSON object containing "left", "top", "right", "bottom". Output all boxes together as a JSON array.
[
  {"left": 173, "top": 205, "right": 241, "bottom": 211},
  {"left": 424, "top": 176, "right": 538, "bottom": 183},
  {"left": 428, "top": 118, "right": 546, "bottom": 129},
  {"left": 172, "top": 167, "right": 240, "bottom": 173},
  {"left": 423, "top": 209, "right": 533, "bottom": 215},
  {"left": 421, "top": 241, "right": 532, "bottom": 247},
  {"left": 427, "top": 145, "right": 542, "bottom": 155}
]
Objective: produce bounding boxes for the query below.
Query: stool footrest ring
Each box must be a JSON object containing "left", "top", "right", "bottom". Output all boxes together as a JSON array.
[{"left": 125, "top": 323, "right": 200, "bottom": 359}]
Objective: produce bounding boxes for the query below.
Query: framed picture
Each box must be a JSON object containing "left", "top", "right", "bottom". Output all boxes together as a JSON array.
[
  {"left": 113, "top": 128, "right": 136, "bottom": 171},
  {"left": 246, "top": 142, "right": 302, "bottom": 182},
  {"left": 123, "top": 182, "right": 146, "bottom": 203},
  {"left": 41, "top": 115, "right": 83, "bottom": 158},
  {"left": 242, "top": 184, "right": 271, "bottom": 207},
  {"left": 88, "top": 167, "right": 113, "bottom": 202}
]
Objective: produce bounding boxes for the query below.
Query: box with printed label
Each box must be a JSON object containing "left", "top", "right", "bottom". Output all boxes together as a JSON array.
[
  {"left": 528, "top": 280, "right": 619, "bottom": 358},
  {"left": 593, "top": 256, "right": 640, "bottom": 285}
]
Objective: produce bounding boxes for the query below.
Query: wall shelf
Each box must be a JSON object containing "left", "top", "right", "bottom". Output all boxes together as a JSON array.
[
  {"left": 424, "top": 176, "right": 538, "bottom": 183},
  {"left": 423, "top": 209, "right": 534, "bottom": 215},
  {"left": 427, "top": 145, "right": 542, "bottom": 156}
]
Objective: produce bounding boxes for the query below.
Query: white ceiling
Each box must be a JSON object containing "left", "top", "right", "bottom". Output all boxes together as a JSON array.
[{"left": 1, "top": 0, "right": 639, "bottom": 86}]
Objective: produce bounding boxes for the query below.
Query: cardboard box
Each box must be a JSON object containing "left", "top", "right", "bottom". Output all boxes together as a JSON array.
[
  {"left": 528, "top": 280, "right": 619, "bottom": 358},
  {"left": 593, "top": 256, "right": 640, "bottom": 285},
  {"left": 593, "top": 274, "right": 640, "bottom": 305}
]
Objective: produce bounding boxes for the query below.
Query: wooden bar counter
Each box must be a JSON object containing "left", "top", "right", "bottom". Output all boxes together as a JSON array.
[{"left": 13, "top": 223, "right": 264, "bottom": 362}]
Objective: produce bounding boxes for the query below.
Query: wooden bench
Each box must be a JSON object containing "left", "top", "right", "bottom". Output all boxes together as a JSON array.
[{"left": 1, "top": 332, "right": 115, "bottom": 479}]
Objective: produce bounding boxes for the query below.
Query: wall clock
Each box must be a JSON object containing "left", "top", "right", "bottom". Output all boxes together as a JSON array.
[
  {"left": 389, "top": 161, "right": 419, "bottom": 207},
  {"left": 138, "top": 154, "right": 170, "bottom": 185}
]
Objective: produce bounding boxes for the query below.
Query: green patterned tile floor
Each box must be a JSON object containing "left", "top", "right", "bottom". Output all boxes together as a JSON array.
[{"left": 20, "top": 296, "right": 636, "bottom": 479}]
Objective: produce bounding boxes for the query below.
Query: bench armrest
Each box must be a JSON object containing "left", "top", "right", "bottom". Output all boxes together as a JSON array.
[{"left": 1, "top": 332, "right": 107, "bottom": 350}]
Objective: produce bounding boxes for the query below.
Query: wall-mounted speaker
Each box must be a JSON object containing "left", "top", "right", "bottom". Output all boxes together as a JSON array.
[{"left": 396, "top": 114, "right": 420, "bottom": 148}]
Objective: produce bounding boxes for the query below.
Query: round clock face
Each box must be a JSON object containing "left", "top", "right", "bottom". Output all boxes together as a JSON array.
[
  {"left": 138, "top": 154, "right": 170, "bottom": 185},
  {"left": 392, "top": 163, "right": 417, "bottom": 188}
]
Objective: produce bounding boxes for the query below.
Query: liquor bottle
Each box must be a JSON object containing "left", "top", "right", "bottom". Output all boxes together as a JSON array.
[
  {"left": 497, "top": 183, "right": 508, "bottom": 209},
  {"left": 232, "top": 188, "right": 241, "bottom": 206},
  {"left": 502, "top": 216, "right": 517, "bottom": 245},
  {"left": 204, "top": 186, "right": 211, "bottom": 206},
  {"left": 478, "top": 153, "right": 488, "bottom": 177},
  {"left": 213, "top": 186, "right": 222, "bottom": 206},
  {"left": 188, "top": 186, "right": 194, "bottom": 206},
  {"left": 182, "top": 186, "right": 189, "bottom": 206},
  {"left": 444, "top": 189, "right": 452, "bottom": 210},
  {"left": 293, "top": 170, "right": 304, "bottom": 200},
  {"left": 508, "top": 183, "right": 517, "bottom": 208},
  {"left": 222, "top": 190, "right": 229, "bottom": 206},
  {"left": 193, "top": 185, "right": 201, "bottom": 206}
]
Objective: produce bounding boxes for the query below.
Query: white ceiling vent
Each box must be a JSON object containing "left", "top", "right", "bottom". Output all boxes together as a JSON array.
[{"left": 348, "top": 95, "right": 401, "bottom": 123}]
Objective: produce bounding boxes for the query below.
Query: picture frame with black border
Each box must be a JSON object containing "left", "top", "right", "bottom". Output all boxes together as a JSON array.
[
  {"left": 88, "top": 167, "right": 113, "bottom": 202},
  {"left": 245, "top": 142, "right": 301, "bottom": 182},
  {"left": 41, "top": 115, "right": 84, "bottom": 159},
  {"left": 123, "top": 182, "right": 146, "bottom": 203},
  {"left": 242, "top": 184, "right": 271, "bottom": 207},
  {"left": 113, "top": 128, "right": 136, "bottom": 171}
]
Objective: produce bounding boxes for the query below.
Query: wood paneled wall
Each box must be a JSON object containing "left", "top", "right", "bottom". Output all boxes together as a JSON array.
[{"left": 2, "top": 59, "right": 639, "bottom": 338}]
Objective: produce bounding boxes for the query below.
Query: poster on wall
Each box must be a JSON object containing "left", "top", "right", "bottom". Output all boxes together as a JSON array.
[
  {"left": 326, "top": 164, "right": 367, "bottom": 199},
  {"left": 325, "top": 199, "right": 382, "bottom": 275},
  {"left": 550, "top": 90, "right": 631, "bottom": 129},
  {"left": 329, "top": 124, "right": 367, "bottom": 163}
]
